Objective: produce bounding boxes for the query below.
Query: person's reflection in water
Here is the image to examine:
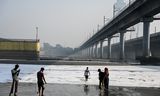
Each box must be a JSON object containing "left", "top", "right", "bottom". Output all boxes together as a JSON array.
[
  {"left": 83, "top": 84, "right": 89, "bottom": 95},
  {"left": 99, "top": 91, "right": 103, "bottom": 96},
  {"left": 99, "top": 89, "right": 109, "bottom": 96},
  {"left": 104, "top": 89, "right": 109, "bottom": 96}
]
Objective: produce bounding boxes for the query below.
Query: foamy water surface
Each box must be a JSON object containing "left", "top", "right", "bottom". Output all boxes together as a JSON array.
[{"left": 0, "top": 64, "right": 160, "bottom": 87}]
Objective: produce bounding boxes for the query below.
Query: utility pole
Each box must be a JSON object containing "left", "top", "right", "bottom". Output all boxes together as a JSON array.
[
  {"left": 130, "top": 31, "right": 132, "bottom": 39},
  {"left": 113, "top": 4, "right": 116, "bottom": 18},
  {"left": 93, "top": 29, "right": 95, "bottom": 36},
  {"left": 129, "top": 0, "right": 131, "bottom": 5},
  {"left": 104, "top": 16, "right": 106, "bottom": 26},
  {"left": 36, "top": 27, "right": 38, "bottom": 41},
  {"left": 136, "top": 24, "right": 139, "bottom": 38},
  {"left": 155, "top": 26, "right": 157, "bottom": 33},
  {"left": 97, "top": 24, "right": 100, "bottom": 32},
  {"left": 104, "top": 16, "right": 110, "bottom": 26}
]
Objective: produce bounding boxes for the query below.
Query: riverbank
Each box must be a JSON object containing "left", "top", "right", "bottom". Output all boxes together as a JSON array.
[
  {"left": 1, "top": 83, "right": 160, "bottom": 96},
  {"left": 0, "top": 59, "right": 140, "bottom": 65}
]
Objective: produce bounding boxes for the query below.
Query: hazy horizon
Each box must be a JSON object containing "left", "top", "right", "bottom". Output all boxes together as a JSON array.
[
  {"left": 0, "top": 0, "right": 118, "bottom": 48},
  {"left": 0, "top": 0, "right": 159, "bottom": 48}
]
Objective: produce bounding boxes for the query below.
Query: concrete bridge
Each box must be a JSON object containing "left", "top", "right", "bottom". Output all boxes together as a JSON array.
[{"left": 73, "top": 0, "right": 160, "bottom": 63}]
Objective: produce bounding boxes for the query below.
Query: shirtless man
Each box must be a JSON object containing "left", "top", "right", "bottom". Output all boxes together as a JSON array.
[{"left": 37, "top": 67, "right": 47, "bottom": 96}]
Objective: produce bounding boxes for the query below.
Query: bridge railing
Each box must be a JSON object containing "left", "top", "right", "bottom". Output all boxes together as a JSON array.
[
  {"left": 81, "top": 0, "right": 137, "bottom": 49},
  {"left": 114, "top": 0, "right": 136, "bottom": 19},
  {"left": 98, "top": 0, "right": 137, "bottom": 33}
]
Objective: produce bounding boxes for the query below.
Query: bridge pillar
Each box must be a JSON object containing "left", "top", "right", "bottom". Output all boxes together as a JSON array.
[
  {"left": 84, "top": 49, "right": 87, "bottom": 58},
  {"left": 86, "top": 48, "right": 89, "bottom": 58},
  {"left": 95, "top": 43, "right": 98, "bottom": 58},
  {"left": 78, "top": 51, "right": 81, "bottom": 58},
  {"left": 79, "top": 50, "right": 82, "bottom": 58},
  {"left": 88, "top": 47, "right": 91, "bottom": 58},
  {"left": 81, "top": 50, "right": 84, "bottom": 58},
  {"left": 120, "top": 31, "right": 125, "bottom": 60},
  {"left": 84, "top": 48, "right": 88, "bottom": 58},
  {"left": 83, "top": 49, "right": 85, "bottom": 58},
  {"left": 142, "top": 17, "right": 153, "bottom": 57},
  {"left": 91, "top": 45, "right": 94, "bottom": 58},
  {"left": 107, "top": 37, "right": 111, "bottom": 59},
  {"left": 100, "top": 40, "right": 104, "bottom": 59}
]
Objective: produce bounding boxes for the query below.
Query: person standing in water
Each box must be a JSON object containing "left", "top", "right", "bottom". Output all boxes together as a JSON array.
[
  {"left": 9, "top": 64, "right": 20, "bottom": 96},
  {"left": 98, "top": 69, "right": 104, "bottom": 89},
  {"left": 84, "top": 67, "right": 90, "bottom": 81},
  {"left": 103, "top": 67, "right": 109, "bottom": 90},
  {"left": 37, "top": 67, "right": 47, "bottom": 96}
]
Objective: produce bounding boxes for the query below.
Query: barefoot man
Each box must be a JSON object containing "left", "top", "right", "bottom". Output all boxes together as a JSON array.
[
  {"left": 9, "top": 64, "right": 20, "bottom": 96},
  {"left": 37, "top": 67, "right": 47, "bottom": 96}
]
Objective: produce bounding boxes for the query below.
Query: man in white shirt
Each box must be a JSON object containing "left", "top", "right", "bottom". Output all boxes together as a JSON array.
[{"left": 9, "top": 64, "right": 20, "bottom": 96}]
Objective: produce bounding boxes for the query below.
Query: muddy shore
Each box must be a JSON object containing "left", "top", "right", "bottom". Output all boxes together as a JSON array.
[{"left": 1, "top": 83, "right": 160, "bottom": 96}]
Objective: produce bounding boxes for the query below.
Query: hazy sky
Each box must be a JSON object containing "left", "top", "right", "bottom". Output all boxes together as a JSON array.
[
  {"left": 0, "top": 0, "right": 119, "bottom": 48},
  {"left": 1, "top": 0, "right": 159, "bottom": 48}
]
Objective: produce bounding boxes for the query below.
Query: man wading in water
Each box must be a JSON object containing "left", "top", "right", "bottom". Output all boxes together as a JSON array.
[
  {"left": 104, "top": 67, "right": 109, "bottom": 90},
  {"left": 98, "top": 69, "right": 104, "bottom": 89},
  {"left": 37, "top": 67, "right": 47, "bottom": 96},
  {"left": 84, "top": 67, "right": 90, "bottom": 81},
  {"left": 9, "top": 64, "right": 20, "bottom": 96}
]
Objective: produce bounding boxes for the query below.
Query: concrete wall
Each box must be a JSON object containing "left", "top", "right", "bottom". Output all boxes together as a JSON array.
[
  {"left": 100, "top": 32, "right": 160, "bottom": 61},
  {"left": 0, "top": 39, "right": 40, "bottom": 60},
  {"left": 0, "top": 51, "right": 39, "bottom": 60}
]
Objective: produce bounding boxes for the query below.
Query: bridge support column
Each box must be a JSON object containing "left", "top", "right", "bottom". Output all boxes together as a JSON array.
[
  {"left": 100, "top": 40, "right": 104, "bottom": 59},
  {"left": 83, "top": 49, "right": 86, "bottom": 58},
  {"left": 95, "top": 43, "right": 98, "bottom": 58},
  {"left": 84, "top": 49, "right": 87, "bottom": 58},
  {"left": 80, "top": 50, "right": 82, "bottom": 58},
  {"left": 107, "top": 37, "right": 111, "bottom": 59},
  {"left": 88, "top": 47, "right": 91, "bottom": 58},
  {"left": 120, "top": 32, "right": 125, "bottom": 60},
  {"left": 91, "top": 45, "right": 94, "bottom": 58},
  {"left": 84, "top": 48, "right": 88, "bottom": 58},
  {"left": 86, "top": 49, "right": 88, "bottom": 58},
  {"left": 142, "top": 17, "right": 153, "bottom": 57},
  {"left": 86, "top": 48, "right": 89, "bottom": 58},
  {"left": 81, "top": 50, "right": 84, "bottom": 58}
]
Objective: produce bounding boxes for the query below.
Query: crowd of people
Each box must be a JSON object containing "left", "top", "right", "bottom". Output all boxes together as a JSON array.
[{"left": 9, "top": 64, "right": 109, "bottom": 96}]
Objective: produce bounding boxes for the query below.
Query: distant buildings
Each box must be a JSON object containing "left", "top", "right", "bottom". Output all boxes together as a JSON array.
[{"left": 41, "top": 43, "right": 74, "bottom": 58}]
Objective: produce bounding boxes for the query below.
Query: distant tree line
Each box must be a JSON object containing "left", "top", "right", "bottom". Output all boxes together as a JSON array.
[{"left": 41, "top": 43, "right": 74, "bottom": 58}]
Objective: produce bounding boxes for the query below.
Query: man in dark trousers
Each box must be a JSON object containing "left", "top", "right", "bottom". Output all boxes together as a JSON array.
[
  {"left": 37, "top": 67, "right": 47, "bottom": 96},
  {"left": 9, "top": 64, "right": 20, "bottom": 96},
  {"left": 98, "top": 69, "right": 104, "bottom": 89}
]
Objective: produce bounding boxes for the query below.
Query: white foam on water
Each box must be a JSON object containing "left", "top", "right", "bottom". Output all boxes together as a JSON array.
[{"left": 1, "top": 64, "right": 160, "bottom": 87}]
